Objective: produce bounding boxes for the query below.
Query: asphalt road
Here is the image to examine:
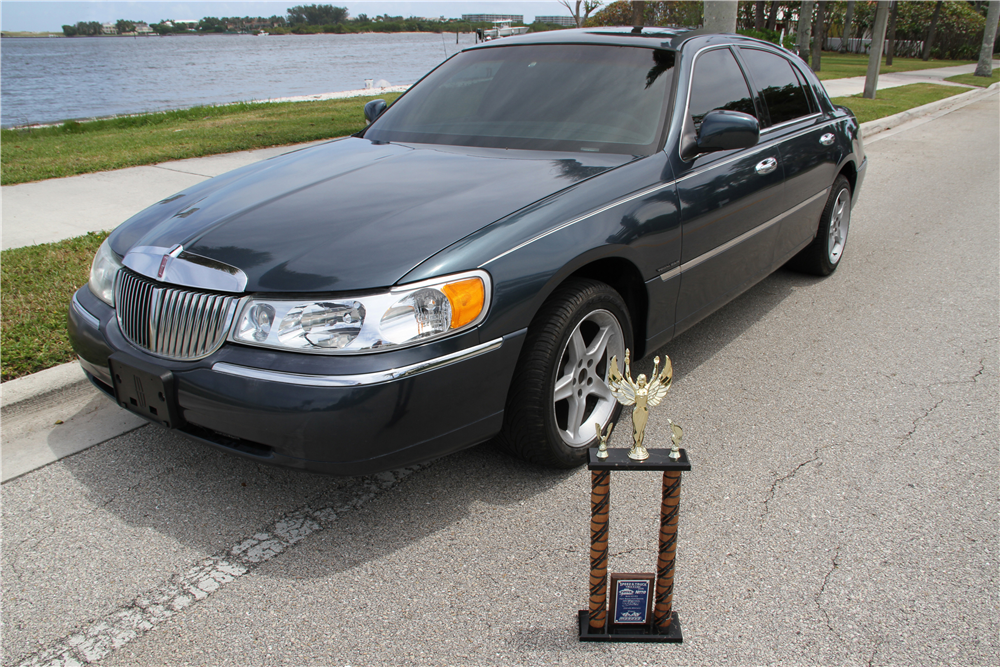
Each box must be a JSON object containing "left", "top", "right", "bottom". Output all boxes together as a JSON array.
[{"left": 3, "top": 93, "right": 997, "bottom": 667}]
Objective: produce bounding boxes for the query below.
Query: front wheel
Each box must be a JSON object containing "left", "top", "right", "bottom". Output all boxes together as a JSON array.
[
  {"left": 789, "top": 175, "right": 852, "bottom": 276},
  {"left": 496, "top": 278, "right": 633, "bottom": 468}
]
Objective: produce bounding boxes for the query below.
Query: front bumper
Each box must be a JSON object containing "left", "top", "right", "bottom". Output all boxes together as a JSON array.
[{"left": 69, "top": 286, "right": 525, "bottom": 476}]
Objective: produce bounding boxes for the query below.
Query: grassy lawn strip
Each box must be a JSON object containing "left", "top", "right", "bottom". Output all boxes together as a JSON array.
[
  {"left": 1, "top": 232, "right": 108, "bottom": 382},
  {"left": 945, "top": 71, "right": 1000, "bottom": 87},
  {"left": 830, "top": 83, "right": 966, "bottom": 124},
  {"left": 812, "top": 52, "right": 975, "bottom": 81},
  {"left": 1, "top": 94, "right": 400, "bottom": 186}
]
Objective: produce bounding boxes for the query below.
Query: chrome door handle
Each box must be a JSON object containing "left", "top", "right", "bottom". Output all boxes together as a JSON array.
[
  {"left": 820, "top": 133, "right": 835, "bottom": 146},
  {"left": 755, "top": 157, "right": 778, "bottom": 175}
]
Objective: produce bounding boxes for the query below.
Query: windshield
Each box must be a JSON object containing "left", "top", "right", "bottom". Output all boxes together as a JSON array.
[{"left": 364, "top": 44, "right": 675, "bottom": 155}]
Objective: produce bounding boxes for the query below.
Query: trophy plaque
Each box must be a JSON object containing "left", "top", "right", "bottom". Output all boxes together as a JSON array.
[
  {"left": 610, "top": 573, "right": 654, "bottom": 626},
  {"left": 578, "top": 351, "right": 690, "bottom": 643}
]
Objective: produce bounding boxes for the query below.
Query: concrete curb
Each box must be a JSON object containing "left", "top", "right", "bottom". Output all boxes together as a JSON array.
[
  {"left": 858, "top": 81, "right": 1000, "bottom": 139},
  {"left": 0, "top": 361, "right": 87, "bottom": 410}
]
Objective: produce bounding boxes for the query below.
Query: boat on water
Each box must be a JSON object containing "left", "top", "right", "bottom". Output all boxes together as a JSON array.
[{"left": 476, "top": 20, "right": 529, "bottom": 42}]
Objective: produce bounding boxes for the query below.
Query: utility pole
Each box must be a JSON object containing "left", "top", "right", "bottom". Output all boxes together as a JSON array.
[{"left": 864, "top": 1, "right": 891, "bottom": 99}]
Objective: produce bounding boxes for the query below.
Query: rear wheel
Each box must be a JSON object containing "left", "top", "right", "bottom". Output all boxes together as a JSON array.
[
  {"left": 496, "top": 278, "right": 632, "bottom": 468},
  {"left": 789, "top": 174, "right": 852, "bottom": 276}
]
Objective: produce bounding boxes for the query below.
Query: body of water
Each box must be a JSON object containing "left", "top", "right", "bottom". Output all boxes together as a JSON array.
[{"left": 0, "top": 32, "right": 477, "bottom": 127}]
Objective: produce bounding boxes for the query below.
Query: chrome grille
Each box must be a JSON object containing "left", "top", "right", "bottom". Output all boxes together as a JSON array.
[{"left": 115, "top": 270, "right": 238, "bottom": 361}]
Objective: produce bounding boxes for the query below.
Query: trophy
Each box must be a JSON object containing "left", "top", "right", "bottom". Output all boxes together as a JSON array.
[{"left": 579, "top": 349, "right": 690, "bottom": 643}]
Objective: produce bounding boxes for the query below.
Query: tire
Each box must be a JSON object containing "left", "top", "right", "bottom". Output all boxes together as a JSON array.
[
  {"left": 788, "top": 175, "right": 852, "bottom": 276},
  {"left": 496, "top": 278, "right": 633, "bottom": 468}
]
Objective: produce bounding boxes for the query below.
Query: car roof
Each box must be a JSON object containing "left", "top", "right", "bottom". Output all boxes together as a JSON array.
[{"left": 464, "top": 27, "right": 775, "bottom": 53}]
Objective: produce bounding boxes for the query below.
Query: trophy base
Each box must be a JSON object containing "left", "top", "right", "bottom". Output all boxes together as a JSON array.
[{"left": 577, "top": 610, "right": 683, "bottom": 643}]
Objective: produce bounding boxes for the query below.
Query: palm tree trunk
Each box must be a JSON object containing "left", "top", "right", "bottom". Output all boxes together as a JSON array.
[
  {"left": 886, "top": 1, "right": 899, "bottom": 66},
  {"left": 975, "top": 1, "right": 1000, "bottom": 76},
  {"left": 839, "top": 1, "right": 855, "bottom": 53},
  {"left": 922, "top": 2, "right": 944, "bottom": 61},
  {"left": 813, "top": 2, "right": 826, "bottom": 71}
]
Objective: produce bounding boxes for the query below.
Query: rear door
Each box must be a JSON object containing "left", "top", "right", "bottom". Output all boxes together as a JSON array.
[{"left": 738, "top": 46, "right": 838, "bottom": 261}]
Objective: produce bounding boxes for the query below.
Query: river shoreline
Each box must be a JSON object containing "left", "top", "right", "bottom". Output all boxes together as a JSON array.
[{"left": 5, "top": 85, "right": 411, "bottom": 131}]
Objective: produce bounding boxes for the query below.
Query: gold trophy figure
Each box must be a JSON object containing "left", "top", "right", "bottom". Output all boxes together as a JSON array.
[
  {"left": 607, "top": 351, "right": 674, "bottom": 461},
  {"left": 595, "top": 422, "right": 614, "bottom": 460}
]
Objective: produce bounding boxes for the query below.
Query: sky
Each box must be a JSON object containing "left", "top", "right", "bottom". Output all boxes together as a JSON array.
[{"left": 1, "top": 1, "right": 575, "bottom": 31}]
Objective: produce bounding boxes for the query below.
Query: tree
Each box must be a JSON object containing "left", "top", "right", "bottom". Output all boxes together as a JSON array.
[
  {"left": 797, "top": 0, "right": 815, "bottom": 66},
  {"left": 864, "top": 1, "right": 891, "bottom": 99},
  {"left": 885, "top": 1, "right": 899, "bottom": 66},
  {"left": 754, "top": 1, "right": 766, "bottom": 30},
  {"left": 115, "top": 19, "right": 135, "bottom": 34},
  {"left": 704, "top": 0, "right": 738, "bottom": 32},
  {"left": 975, "top": 1, "right": 1000, "bottom": 76},
  {"left": 839, "top": 1, "right": 856, "bottom": 53},
  {"left": 558, "top": 1, "right": 602, "bottom": 28},
  {"left": 287, "top": 4, "right": 349, "bottom": 26},
  {"left": 813, "top": 1, "right": 826, "bottom": 71},
  {"left": 61, "top": 24, "right": 78, "bottom": 36},
  {"left": 922, "top": 1, "right": 944, "bottom": 61},
  {"left": 765, "top": 1, "right": 779, "bottom": 31}
]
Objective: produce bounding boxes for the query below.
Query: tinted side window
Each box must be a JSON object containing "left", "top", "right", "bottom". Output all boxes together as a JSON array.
[
  {"left": 740, "top": 48, "right": 812, "bottom": 125},
  {"left": 688, "top": 48, "right": 755, "bottom": 131}
]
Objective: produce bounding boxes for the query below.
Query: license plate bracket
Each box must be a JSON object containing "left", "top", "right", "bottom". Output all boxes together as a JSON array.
[{"left": 109, "top": 353, "right": 182, "bottom": 429}]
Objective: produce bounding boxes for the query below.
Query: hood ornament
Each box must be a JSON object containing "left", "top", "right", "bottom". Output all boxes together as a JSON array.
[{"left": 123, "top": 245, "right": 248, "bottom": 293}]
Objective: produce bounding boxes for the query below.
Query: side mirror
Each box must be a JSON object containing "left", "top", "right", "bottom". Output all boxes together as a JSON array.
[
  {"left": 364, "top": 99, "right": 387, "bottom": 125},
  {"left": 696, "top": 110, "right": 760, "bottom": 153}
]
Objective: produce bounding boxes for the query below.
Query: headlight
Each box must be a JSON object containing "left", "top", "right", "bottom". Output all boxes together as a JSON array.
[
  {"left": 230, "top": 270, "right": 490, "bottom": 354},
  {"left": 88, "top": 239, "right": 123, "bottom": 307}
]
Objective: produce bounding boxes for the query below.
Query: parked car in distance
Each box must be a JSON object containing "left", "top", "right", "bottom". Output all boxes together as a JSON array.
[{"left": 69, "top": 28, "right": 866, "bottom": 475}]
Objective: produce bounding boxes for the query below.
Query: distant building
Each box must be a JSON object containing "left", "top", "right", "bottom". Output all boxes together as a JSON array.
[
  {"left": 462, "top": 14, "right": 524, "bottom": 24},
  {"left": 101, "top": 22, "right": 116, "bottom": 35},
  {"left": 535, "top": 15, "right": 577, "bottom": 26},
  {"left": 134, "top": 22, "right": 153, "bottom": 35}
]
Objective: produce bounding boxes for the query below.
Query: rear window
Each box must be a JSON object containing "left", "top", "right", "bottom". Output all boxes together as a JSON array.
[
  {"left": 364, "top": 44, "right": 675, "bottom": 155},
  {"left": 739, "top": 48, "right": 813, "bottom": 126}
]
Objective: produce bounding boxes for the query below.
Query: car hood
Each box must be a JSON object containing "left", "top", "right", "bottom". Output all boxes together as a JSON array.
[{"left": 110, "top": 137, "right": 631, "bottom": 293}]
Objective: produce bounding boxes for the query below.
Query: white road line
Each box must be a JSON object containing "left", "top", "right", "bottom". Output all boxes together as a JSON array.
[{"left": 14, "top": 467, "right": 423, "bottom": 667}]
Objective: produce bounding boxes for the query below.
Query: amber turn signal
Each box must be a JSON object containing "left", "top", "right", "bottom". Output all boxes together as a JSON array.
[{"left": 443, "top": 278, "right": 486, "bottom": 329}]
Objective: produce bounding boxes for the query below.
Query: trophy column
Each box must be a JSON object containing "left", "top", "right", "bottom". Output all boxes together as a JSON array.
[
  {"left": 588, "top": 469, "right": 611, "bottom": 631},
  {"left": 654, "top": 470, "right": 682, "bottom": 631}
]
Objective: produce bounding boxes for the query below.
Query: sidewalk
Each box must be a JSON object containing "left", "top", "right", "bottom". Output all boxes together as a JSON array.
[{"left": 821, "top": 60, "right": 996, "bottom": 97}]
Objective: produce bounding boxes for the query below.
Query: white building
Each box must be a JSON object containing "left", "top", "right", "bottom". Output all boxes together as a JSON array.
[
  {"left": 535, "top": 15, "right": 577, "bottom": 26},
  {"left": 101, "top": 22, "right": 116, "bottom": 35},
  {"left": 462, "top": 14, "right": 524, "bottom": 23}
]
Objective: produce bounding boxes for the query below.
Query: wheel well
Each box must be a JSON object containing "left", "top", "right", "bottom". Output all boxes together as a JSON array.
[
  {"left": 839, "top": 161, "right": 858, "bottom": 194},
  {"left": 567, "top": 258, "right": 648, "bottom": 359}
]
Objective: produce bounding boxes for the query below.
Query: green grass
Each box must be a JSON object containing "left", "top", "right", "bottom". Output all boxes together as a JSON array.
[
  {"left": 945, "top": 71, "right": 1000, "bottom": 87},
  {"left": 1, "top": 231, "right": 109, "bottom": 381},
  {"left": 830, "top": 83, "right": 966, "bottom": 123},
  {"left": 812, "top": 52, "right": 975, "bottom": 80},
  {"left": 0, "top": 94, "right": 401, "bottom": 186}
]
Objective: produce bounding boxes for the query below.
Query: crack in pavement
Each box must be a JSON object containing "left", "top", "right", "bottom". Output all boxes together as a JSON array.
[
  {"left": 900, "top": 398, "right": 945, "bottom": 444},
  {"left": 815, "top": 545, "right": 842, "bottom": 637},
  {"left": 11, "top": 465, "right": 426, "bottom": 667},
  {"left": 760, "top": 450, "right": 823, "bottom": 522}
]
